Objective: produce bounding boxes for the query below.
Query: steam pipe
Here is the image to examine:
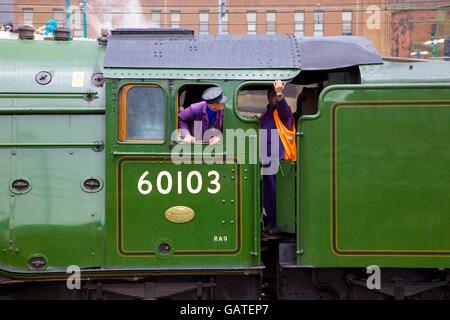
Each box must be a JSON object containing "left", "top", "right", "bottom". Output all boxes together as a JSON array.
[
  {"left": 65, "top": 0, "right": 71, "bottom": 37},
  {"left": 83, "top": 0, "right": 87, "bottom": 38}
]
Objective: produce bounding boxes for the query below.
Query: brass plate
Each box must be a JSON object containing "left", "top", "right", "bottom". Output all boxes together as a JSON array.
[{"left": 165, "top": 206, "right": 195, "bottom": 224}]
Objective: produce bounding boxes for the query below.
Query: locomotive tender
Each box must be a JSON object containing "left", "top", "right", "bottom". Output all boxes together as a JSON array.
[{"left": 0, "top": 28, "right": 449, "bottom": 299}]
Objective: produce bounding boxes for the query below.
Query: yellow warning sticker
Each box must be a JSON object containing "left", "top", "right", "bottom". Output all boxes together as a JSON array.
[{"left": 72, "top": 72, "right": 84, "bottom": 87}]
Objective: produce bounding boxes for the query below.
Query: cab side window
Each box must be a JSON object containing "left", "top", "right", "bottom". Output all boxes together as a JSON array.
[{"left": 118, "top": 85, "right": 165, "bottom": 142}]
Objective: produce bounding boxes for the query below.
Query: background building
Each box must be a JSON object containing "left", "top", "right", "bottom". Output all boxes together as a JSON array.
[
  {"left": 8, "top": 0, "right": 450, "bottom": 58},
  {"left": 0, "top": 0, "right": 13, "bottom": 26},
  {"left": 391, "top": 0, "right": 450, "bottom": 58}
]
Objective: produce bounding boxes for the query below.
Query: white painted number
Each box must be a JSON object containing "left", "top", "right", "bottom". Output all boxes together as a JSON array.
[
  {"left": 156, "top": 171, "right": 172, "bottom": 195},
  {"left": 137, "top": 170, "right": 221, "bottom": 195},
  {"left": 207, "top": 170, "right": 221, "bottom": 194},
  {"left": 186, "top": 171, "right": 202, "bottom": 194},
  {"left": 137, "top": 170, "right": 152, "bottom": 195}
]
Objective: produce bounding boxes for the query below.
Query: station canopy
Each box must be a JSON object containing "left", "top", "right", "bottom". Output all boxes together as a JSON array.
[{"left": 103, "top": 28, "right": 382, "bottom": 80}]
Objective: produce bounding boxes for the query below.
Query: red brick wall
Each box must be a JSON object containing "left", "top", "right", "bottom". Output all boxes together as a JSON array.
[
  {"left": 391, "top": 9, "right": 438, "bottom": 57},
  {"left": 13, "top": 0, "right": 391, "bottom": 55}
]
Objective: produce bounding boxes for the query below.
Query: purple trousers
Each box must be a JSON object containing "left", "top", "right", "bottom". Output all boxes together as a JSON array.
[{"left": 262, "top": 174, "right": 276, "bottom": 227}]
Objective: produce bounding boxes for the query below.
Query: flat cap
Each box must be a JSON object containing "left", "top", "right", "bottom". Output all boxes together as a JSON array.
[{"left": 202, "top": 87, "right": 227, "bottom": 104}]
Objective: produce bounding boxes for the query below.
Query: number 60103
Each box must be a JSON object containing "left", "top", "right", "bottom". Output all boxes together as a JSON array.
[{"left": 137, "top": 170, "right": 221, "bottom": 195}]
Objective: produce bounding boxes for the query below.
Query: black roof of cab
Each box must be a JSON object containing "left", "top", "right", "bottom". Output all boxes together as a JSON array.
[{"left": 103, "top": 28, "right": 382, "bottom": 71}]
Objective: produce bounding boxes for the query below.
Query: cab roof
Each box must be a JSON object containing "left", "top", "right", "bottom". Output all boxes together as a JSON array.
[{"left": 103, "top": 29, "right": 382, "bottom": 80}]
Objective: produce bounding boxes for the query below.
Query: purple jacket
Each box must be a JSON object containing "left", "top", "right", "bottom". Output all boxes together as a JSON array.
[
  {"left": 178, "top": 101, "right": 224, "bottom": 141},
  {"left": 259, "top": 98, "right": 293, "bottom": 160}
]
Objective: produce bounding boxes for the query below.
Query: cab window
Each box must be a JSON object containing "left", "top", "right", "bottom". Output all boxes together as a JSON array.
[
  {"left": 237, "top": 83, "right": 300, "bottom": 118},
  {"left": 118, "top": 85, "right": 165, "bottom": 142}
]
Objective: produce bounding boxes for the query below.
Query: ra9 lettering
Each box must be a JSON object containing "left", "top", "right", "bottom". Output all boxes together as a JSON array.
[{"left": 137, "top": 170, "right": 221, "bottom": 195}]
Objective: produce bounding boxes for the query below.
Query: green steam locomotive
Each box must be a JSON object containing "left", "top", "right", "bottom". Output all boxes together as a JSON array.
[{"left": 0, "top": 28, "right": 448, "bottom": 299}]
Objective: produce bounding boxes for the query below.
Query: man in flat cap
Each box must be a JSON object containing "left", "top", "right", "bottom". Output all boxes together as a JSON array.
[{"left": 178, "top": 87, "right": 227, "bottom": 145}]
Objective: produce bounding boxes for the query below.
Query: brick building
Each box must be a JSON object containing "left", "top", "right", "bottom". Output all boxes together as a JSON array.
[
  {"left": 391, "top": 0, "right": 450, "bottom": 58},
  {"left": 10, "top": 0, "right": 433, "bottom": 57},
  {"left": 0, "top": 0, "right": 13, "bottom": 26}
]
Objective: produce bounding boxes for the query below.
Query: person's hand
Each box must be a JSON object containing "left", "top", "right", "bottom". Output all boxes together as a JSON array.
[
  {"left": 209, "top": 136, "right": 222, "bottom": 145},
  {"left": 35, "top": 26, "right": 46, "bottom": 35},
  {"left": 273, "top": 80, "right": 285, "bottom": 94},
  {"left": 182, "top": 135, "right": 196, "bottom": 144}
]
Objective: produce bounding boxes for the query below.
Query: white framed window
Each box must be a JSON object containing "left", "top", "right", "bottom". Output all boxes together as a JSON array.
[
  {"left": 171, "top": 11, "right": 180, "bottom": 28},
  {"left": 152, "top": 11, "right": 161, "bottom": 28},
  {"left": 53, "top": 8, "right": 65, "bottom": 28},
  {"left": 266, "top": 11, "right": 276, "bottom": 35},
  {"left": 221, "top": 11, "right": 228, "bottom": 34},
  {"left": 294, "top": 11, "right": 304, "bottom": 36},
  {"left": 247, "top": 11, "right": 256, "bottom": 35},
  {"left": 22, "top": 8, "right": 34, "bottom": 27},
  {"left": 199, "top": 11, "right": 209, "bottom": 35},
  {"left": 314, "top": 11, "right": 324, "bottom": 36},
  {"left": 342, "top": 11, "right": 352, "bottom": 35}
]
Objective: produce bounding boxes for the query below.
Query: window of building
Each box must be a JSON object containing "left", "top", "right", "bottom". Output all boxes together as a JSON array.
[
  {"left": 247, "top": 11, "right": 257, "bottom": 35},
  {"left": 118, "top": 85, "right": 165, "bottom": 142},
  {"left": 199, "top": 11, "right": 209, "bottom": 35},
  {"left": 294, "top": 11, "right": 304, "bottom": 36},
  {"left": 171, "top": 10, "right": 180, "bottom": 28},
  {"left": 22, "top": 8, "right": 34, "bottom": 27},
  {"left": 342, "top": 11, "right": 352, "bottom": 35},
  {"left": 152, "top": 11, "right": 161, "bottom": 28},
  {"left": 53, "top": 8, "right": 65, "bottom": 27},
  {"left": 102, "top": 13, "right": 114, "bottom": 29},
  {"left": 74, "top": 25, "right": 84, "bottom": 37},
  {"left": 314, "top": 11, "right": 324, "bottom": 36},
  {"left": 221, "top": 11, "right": 228, "bottom": 34},
  {"left": 266, "top": 11, "right": 276, "bottom": 35}
]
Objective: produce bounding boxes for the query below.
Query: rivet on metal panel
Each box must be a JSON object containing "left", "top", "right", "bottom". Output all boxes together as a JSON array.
[
  {"left": 91, "top": 212, "right": 96, "bottom": 217},
  {"left": 222, "top": 200, "right": 226, "bottom": 204},
  {"left": 230, "top": 220, "right": 235, "bottom": 224},
  {"left": 91, "top": 252, "right": 95, "bottom": 257},
  {"left": 221, "top": 220, "right": 225, "bottom": 224},
  {"left": 244, "top": 177, "right": 247, "bottom": 180}
]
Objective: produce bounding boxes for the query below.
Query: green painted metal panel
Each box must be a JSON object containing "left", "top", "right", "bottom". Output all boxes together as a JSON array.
[
  {"left": 0, "top": 115, "right": 105, "bottom": 271},
  {"left": 276, "top": 161, "right": 296, "bottom": 233},
  {"left": 119, "top": 159, "right": 241, "bottom": 255},
  {"left": 361, "top": 61, "right": 450, "bottom": 84},
  {"left": 105, "top": 79, "right": 261, "bottom": 270},
  {"left": 0, "top": 39, "right": 105, "bottom": 109},
  {"left": 297, "top": 84, "right": 450, "bottom": 268}
]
